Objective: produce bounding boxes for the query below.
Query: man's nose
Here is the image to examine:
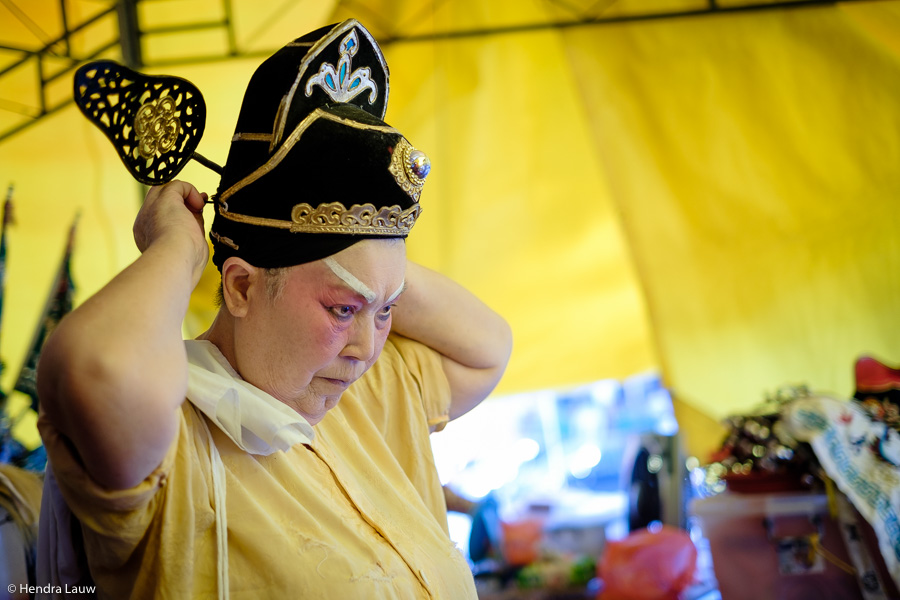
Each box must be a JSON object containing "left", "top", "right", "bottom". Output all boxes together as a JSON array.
[{"left": 343, "top": 315, "right": 376, "bottom": 362}]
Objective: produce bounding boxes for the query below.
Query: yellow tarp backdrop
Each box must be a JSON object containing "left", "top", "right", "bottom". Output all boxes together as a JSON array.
[{"left": 1, "top": 0, "right": 899, "bottom": 459}]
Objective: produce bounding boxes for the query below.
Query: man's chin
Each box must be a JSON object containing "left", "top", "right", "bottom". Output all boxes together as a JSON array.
[{"left": 323, "top": 395, "right": 342, "bottom": 411}]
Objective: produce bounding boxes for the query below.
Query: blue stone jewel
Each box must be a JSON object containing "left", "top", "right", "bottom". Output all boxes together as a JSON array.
[
  {"left": 340, "top": 63, "right": 346, "bottom": 85},
  {"left": 325, "top": 74, "right": 335, "bottom": 90},
  {"left": 350, "top": 78, "right": 360, "bottom": 90},
  {"left": 409, "top": 150, "right": 431, "bottom": 180}
]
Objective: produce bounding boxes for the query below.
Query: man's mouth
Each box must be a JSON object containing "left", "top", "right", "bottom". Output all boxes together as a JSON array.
[{"left": 319, "top": 377, "right": 351, "bottom": 388}]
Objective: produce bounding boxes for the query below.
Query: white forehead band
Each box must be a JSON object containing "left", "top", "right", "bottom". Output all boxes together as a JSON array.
[{"left": 323, "top": 257, "right": 377, "bottom": 303}]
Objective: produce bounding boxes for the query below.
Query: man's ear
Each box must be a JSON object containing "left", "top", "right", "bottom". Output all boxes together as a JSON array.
[{"left": 221, "top": 257, "right": 259, "bottom": 317}]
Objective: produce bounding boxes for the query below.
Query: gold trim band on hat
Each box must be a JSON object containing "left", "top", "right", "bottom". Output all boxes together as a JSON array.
[
  {"left": 210, "top": 230, "right": 239, "bottom": 250},
  {"left": 220, "top": 108, "right": 401, "bottom": 204},
  {"left": 217, "top": 201, "right": 421, "bottom": 235},
  {"left": 232, "top": 132, "right": 272, "bottom": 142}
]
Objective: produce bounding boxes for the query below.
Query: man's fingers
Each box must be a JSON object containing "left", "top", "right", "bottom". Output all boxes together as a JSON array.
[
  {"left": 146, "top": 181, "right": 207, "bottom": 214},
  {"left": 184, "top": 187, "right": 207, "bottom": 214},
  {"left": 164, "top": 180, "right": 206, "bottom": 212}
]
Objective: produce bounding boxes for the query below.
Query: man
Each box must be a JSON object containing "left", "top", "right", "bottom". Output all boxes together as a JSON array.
[{"left": 36, "top": 20, "right": 511, "bottom": 599}]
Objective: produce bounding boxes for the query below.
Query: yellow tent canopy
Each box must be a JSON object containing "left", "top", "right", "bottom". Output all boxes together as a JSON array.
[{"left": 1, "top": 0, "right": 899, "bottom": 459}]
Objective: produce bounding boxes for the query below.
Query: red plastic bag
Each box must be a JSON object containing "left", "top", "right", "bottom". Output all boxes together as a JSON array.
[{"left": 598, "top": 525, "right": 697, "bottom": 600}]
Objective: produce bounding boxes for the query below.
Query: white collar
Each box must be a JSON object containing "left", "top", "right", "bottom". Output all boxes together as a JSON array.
[{"left": 185, "top": 339, "right": 315, "bottom": 455}]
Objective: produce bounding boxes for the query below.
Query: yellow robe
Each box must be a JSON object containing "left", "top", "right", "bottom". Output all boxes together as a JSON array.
[{"left": 38, "top": 335, "right": 477, "bottom": 599}]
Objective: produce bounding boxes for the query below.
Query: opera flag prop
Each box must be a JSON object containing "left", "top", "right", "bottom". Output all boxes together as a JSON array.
[
  {"left": 14, "top": 216, "right": 77, "bottom": 412},
  {"left": 0, "top": 185, "right": 13, "bottom": 387}
]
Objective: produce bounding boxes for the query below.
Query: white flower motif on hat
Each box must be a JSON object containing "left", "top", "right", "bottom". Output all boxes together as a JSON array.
[{"left": 305, "top": 29, "right": 378, "bottom": 105}]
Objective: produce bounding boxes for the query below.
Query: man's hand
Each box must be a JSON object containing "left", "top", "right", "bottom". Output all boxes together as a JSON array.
[{"left": 134, "top": 180, "right": 209, "bottom": 284}]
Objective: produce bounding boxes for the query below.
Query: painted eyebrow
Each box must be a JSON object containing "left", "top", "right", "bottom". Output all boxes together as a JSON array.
[
  {"left": 323, "top": 257, "right": 407, "bottom": 306},
  {"left": 386, "top": 281, "right": 407, "bottom": 304},
  {"left": 323, "top": 257, "right": 376, "bottom": 303}
]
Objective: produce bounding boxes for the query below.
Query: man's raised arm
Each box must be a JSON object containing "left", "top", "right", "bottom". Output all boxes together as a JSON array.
[
  {"left": 391, "top": 261, "right": 513, "bottom": 420},
  {"left": 37, "top": 181, "right": 209, "bottom": 490}
]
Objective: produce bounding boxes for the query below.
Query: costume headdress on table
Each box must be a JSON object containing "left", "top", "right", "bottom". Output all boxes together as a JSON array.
[{"left": 73, "top": 19, "right": 430, "bottom": 270}]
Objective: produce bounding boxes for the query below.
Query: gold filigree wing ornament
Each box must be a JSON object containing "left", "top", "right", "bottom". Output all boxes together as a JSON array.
[{"left": 73, "top": 60, "right": 221, "bottom": 186}]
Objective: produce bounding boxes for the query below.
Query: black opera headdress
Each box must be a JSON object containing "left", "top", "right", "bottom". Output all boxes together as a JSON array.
[{"left": 73, "top": 19, "right": 430, "bottom": 270}]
